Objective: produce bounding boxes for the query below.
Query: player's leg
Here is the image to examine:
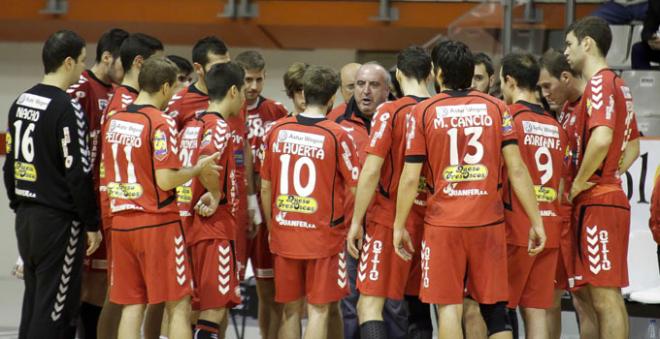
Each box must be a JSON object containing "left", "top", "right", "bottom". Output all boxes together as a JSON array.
[
  {"left": 118, "top": 304, "right": 146, "bottom": 339},
  {"left": 195, "top": 308, "right": 227, "bottom": 339},
  {"left": 327, "top": 301, "right": 344, "bottom": 339},
  {"left": 588, "top": 286, "right": 628, "bottom": 339},
  {"left": 438, "top": 304, "right": 464, "bottom": 339},
  {"left": 97, "top": 293, "right": 122, "bottom": 339},
  {"left": 166, "top": 296, "right": 192, "bottom": 339},
  {"left": 463, "top": 297, "right": 487, "bottom": 339},
  {"left": 520, "top": 307, "right": 548, "bottom": 339},
  {"left": 570, "top": 287, "right": 599, "bottom": 338},
  {"left": 357, "top": 295, "right": 386, "bottom": 338},
  {"left": 546, "top": 289, "right": 563, "bottom": 339},
  {"left": 305, "top": 302, "right": 330, "bottom": 339},
  {"left": 255, "top": 279, "right": 279, "bottom": 339},
  {"left": 279, "top": 298, "right": 304, "bottom": 339},
  {"left": 80, "top": 270, "right": 106, "bottom": 339},
  {"left": 143, "top": 303, "right": 165, "bottom": 338}
]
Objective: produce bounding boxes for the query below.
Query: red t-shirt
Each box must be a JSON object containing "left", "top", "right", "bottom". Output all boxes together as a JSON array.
[
  {"left": 99, "top": 85, "right": 138, "bottom": 223},
  {"left": 67, "top": 70, "right": 113, "bottom": 191},
  {"left": 503, "top": 101, "right": 566, "bottom": 248},
  {"left": 405, "top": 90, "right": 517, "bottom": 228},
  {"left": 364, "top": 96, "right": 428, "bottom": 229},
  {"left": 101, "top": 104, "right": 181, "bottom": 228},
  {"left": 244, "top": 96, "right": 288, "bottom": 173},
  {"left": 261, "top": 115, "right": 359, "bottom": 259},
  {"left": 573, "top": 69, "right": 639, "bottom": 197},
  {"left": 186, "top": 112, "right": 237, "bottom": 245},
  {"left": 165, "top": 84, "right": 210, "bottom": 130},
  {"left": 560, "top": 97, "right": 581, "bottom": 220},
  {"left": 327, "top": 102, "right": 348, "bottom": 122}
]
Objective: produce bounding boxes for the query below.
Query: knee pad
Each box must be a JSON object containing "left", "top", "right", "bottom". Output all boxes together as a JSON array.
[{"left": 479, "top": 301, "right": 512, "bottom": 336}]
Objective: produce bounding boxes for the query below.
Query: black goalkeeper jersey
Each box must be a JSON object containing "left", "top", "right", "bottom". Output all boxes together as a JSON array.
[{"left": 3, "top": 83, "right": 99, "bottom": 231}]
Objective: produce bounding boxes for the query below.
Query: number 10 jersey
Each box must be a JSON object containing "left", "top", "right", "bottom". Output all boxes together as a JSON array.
[{"left": 261, "top": 115, "right": 359, "bottom": 259}]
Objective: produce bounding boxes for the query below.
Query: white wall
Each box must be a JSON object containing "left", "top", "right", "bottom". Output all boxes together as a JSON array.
[{"left": 0, "top": 41, "right": 356, "bottom": 276}]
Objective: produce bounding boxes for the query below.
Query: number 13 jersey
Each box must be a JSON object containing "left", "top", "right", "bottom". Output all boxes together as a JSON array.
[
  {"left": 405, "top": 90, "right": 517, "bottom": 228},
  {"left": 261, "top": 115, "right": 359, "bottom": 259}
]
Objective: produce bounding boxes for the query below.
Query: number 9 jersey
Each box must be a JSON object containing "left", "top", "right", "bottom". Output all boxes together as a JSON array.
[{"left": 261, "top": 115, "right": 359, "bottom": 259}]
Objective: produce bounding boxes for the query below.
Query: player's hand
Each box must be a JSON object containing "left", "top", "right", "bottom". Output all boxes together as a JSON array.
[
  {"left": 346, "top": 223, "right": 364, "bottom": 259},
  {"left": 393, "top": 228, "right": 414, "bottom": 261},
  {"left": 568, "top": 180, "right": 595, "bottom": 202},
  {"left": 196, "top": 152, "right": 222, "bottom": 178},
  {"left": 247, "top": 218, "right": 259, "bottom": 239},
  {"left": 195, "top": 191, "right": 220, "bottom": 217},
  {"left": 86, "top": 230, "right": 103, "bottom": 256},
  {"left": 247, "top": 194, "right": 263, "bottom": 226},
  {"left": 528, "top": 223, "right": 546, "bottom": 256}
]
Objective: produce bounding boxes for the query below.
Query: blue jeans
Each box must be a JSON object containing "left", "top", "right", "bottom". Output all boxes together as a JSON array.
[
  {"left": 591, "top": 1, "right": 648, "bottom": 24},
  {"left": 631, "top": 41, "right": 660, "bottom": 69}
]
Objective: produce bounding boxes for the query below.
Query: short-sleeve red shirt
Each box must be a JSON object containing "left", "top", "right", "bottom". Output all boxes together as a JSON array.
[
  {"left": 261, "top": 115, "right": 359, "bottom": 259},
  {"left": 165, "top": 84, "right": 210, "bottom": 130},
  {"left": 244, "top": 96, "right": 288, "bottom": 173},
  {"left": 405, "top": 90, "right": 516, "bottom": 228}
]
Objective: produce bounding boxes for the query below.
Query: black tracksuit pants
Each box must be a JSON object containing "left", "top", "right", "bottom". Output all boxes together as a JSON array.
[{"left": 15, "top": 203, "right": 84, "bottom": 339}]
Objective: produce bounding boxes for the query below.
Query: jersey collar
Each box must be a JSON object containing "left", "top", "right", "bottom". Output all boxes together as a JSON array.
[
  {"left": 296, "top": 114, "right": 326, "bottom": 126},
  {"left": 516, "top": 100, "right": 547, "bottom": 115},
  {"left": 86, "top": 69, "right": 112, "bottom": 88}
]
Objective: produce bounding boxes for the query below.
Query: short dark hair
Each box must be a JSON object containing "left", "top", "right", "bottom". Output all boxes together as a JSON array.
[
  {"left": 283, "top": 62, "right": 309, "bottom": 98},
  {"left": 474, "top": 52, "right": 494, "bottom": 77},
  {"left": 501, "top": 52, "right": 540, "bottom": 91},
  {"left": 192, "top": 36, "right": 228, "bottom": 67},
  {"left": 138, "top": 57, "right": 178, "bottom": 93},
  {"left": 539, "top": 49, "right": 577, "bottom": 79},
  {"left": 432, "top": 40, "right": 474, "bottom": 90},
  {"left": 95, "top": 28, "right": 129, "bottom": 63},
  {"left": 119, "top": 33, "right": 163, "bottom": 74},
  {"left": 235, "top": 50, "right": 265, "bottom": 71},
  {"left": 206, "top": 62, "right": 246, "bottom": 102},
  {"left": 42, "top": 30, "right": 86, "bottom": 74},
  {"left": 566, "top": 16, "right": 612, "bottom": 57},
  {"left": 302, "top": 66, "right": 340, "bottom": 106},
  {"left": 167, "top": 55, "right": 193, "bottom": 75},
  {"left": 397, "top": 46, "right": 432, "bottom": 82}
]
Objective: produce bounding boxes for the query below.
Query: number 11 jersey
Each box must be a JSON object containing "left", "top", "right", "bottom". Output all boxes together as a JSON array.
[{"left": 261, "top": 115, "right": 359, "bottom": 259}]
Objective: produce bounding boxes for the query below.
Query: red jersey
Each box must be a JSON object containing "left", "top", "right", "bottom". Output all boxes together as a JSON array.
[
  {"left": 405, "top": 90, "right": 517, "bottom": 228},
  {"left": 364, "top": 96, "right": 428, "bottom": 228},
  {"left": 503, "top": 101, "right": 566, "bottom": 248},
  {"left": 101, "top": 104, "right": 181, "bottom": 228},
  {"left": 261, "top": 115, "right": 359, "bottom": 259},
  {"left": 99, "top": 85, "right": 138, "bottom": 222},
  {"left": 184, "top": 112, "right": 237, "bottom": 245},
  {"left": 244, "top": 96, "right": 288, "bottom": 172},
  {"left": 573, "top": 69, "right": 639, "bottom": 195},
  {"left": 67, "top": 70, "right": 113, "bottom": 189},
  {"left": 560, "top": 97, "right": 581, "bottom": 219},
  {"left": 165, "top": 84, "right": 209, "bottom": 130},
  {"left": 327, "top": 102, "right": 348, "bottom": 121}
]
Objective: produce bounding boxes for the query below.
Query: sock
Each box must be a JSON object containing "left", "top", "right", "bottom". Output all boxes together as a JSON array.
[
  {"left": 194, "top": 319, "right": 220, "bottom": 339},
  {"left": 360, "top": 320, "right": 387, "bottom": 339},
  {"left": 508, "top": 308, "right": 518, "bottom": 339},
  {"left": 80, "top": 302, "right": 102, "bottom": 339}
]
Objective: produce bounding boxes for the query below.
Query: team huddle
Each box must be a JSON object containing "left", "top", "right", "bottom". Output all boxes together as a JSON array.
[{"left": 5, "top": 14, "right": 639, "bottom": 339}]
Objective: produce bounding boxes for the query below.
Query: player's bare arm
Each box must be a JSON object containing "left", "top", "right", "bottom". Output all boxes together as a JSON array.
[
  {"left": 618, "top": 136, "right": 640, "bottom": 174},
  {"left": 195, "top": 163, "right": 224, "bottom": 217},
  {"left": 503, "top": 143, "right": 546, "bottom": 255},
  {"left": 347, "top": 154, "right": 385, "bottom": 258},
  {"left": 392, "top": 162, "right": 422, "bottom": 261},
  {"left": 156, "top": 152, "right": 220, "bottom": 191},
  {"left": 260, "top": 179, "right": 272, "bottom": 232},
  {"left": 244, "top": 140, "right": 263, "bottom": 237},
  {"left": 569, "top": 126, "right": 613, "bottom": 201}
]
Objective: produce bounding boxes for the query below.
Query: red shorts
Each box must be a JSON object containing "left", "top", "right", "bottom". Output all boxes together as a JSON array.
[
  {"left": 419, "top": 224, "right": 508, "bottom": 305},
  {"left": 109, "top": 215, "right": 192, "bottom": 305},
  {"left": 555, "top": 216, "right": 578, "bottom": 290},
  {"left": 84, "top": 216, "right": 112, "bottom": 272},
  {"left": 273, "top": 252, "right": 349, "bottom": 305},
  {"left": 249, "top": 225, "right": 274, "bottom": 279},
  {"left": 573, "top": 191, "right": 630, "bottom": 288},
  {"left": 356, "top": 221, "right": 423, "bottom": 300},
  {"left": 190, "top": 239, "right": 241, "bottom": 311},
  {"left": 507, "top": 245, "right": 558, "bottom": 309}
]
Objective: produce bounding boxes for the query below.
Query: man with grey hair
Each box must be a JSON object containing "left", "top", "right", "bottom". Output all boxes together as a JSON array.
[{"left": 329, "top": 62, "right": 408, "bottom": 339}]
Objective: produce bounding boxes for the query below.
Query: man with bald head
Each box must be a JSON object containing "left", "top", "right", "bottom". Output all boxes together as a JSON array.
[
  {"left": 330, "top": 62, "right": 408, "bottom": 339},
  {"left": 341, "top": 62, "right": 362, "bottom": 103}
]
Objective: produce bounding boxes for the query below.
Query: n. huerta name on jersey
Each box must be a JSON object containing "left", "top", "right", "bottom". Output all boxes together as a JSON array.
[
  {"left": 434, "top": 104, "right": 493, "bottom": 129},
  {"left": 271, "top": 142, "right": 325, "bottom": 159}
]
